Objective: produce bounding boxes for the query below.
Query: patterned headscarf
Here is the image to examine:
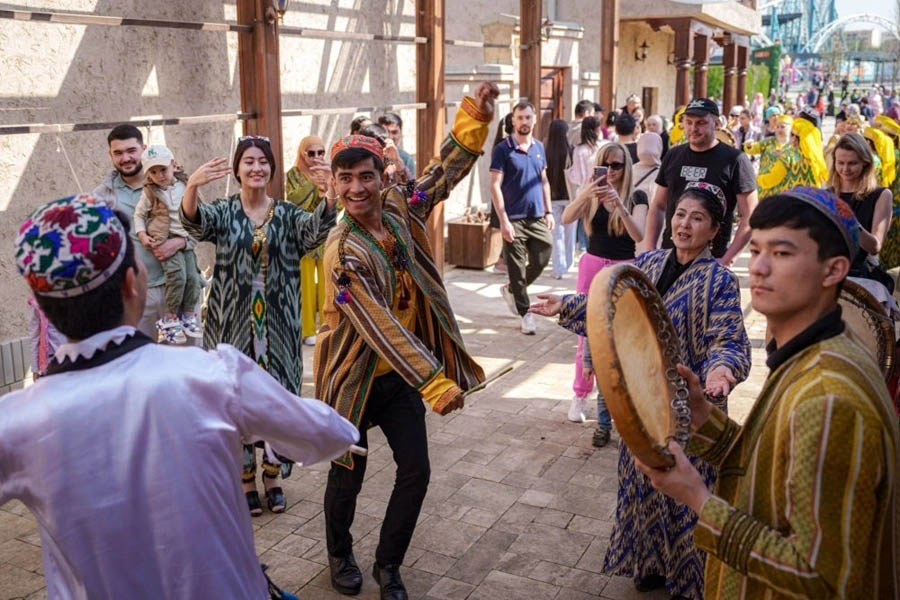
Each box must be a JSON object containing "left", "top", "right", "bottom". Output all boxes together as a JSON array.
[
  {"left": 781, "top": 187, "right": 861, "bottom": 258},
  {"left": 764, "top": 106, "right": 782, "bottom": 121},
  {"left": 14, "top": 195, "right": 127, "bottom": 298},
  {"left": 683, "top": 181, "right": 727, "bottom": 223},
  {"left": 791, "top": 118, "right": 828, "bottom": 185},
  {"left": 863, "top": 127, "right": 897, "bottom": 187},
  {"left": 330, "top": 135, "right": 384, "bottom": 163},
  {"left": 295, "top": 135, "right": 326, "bottom": 175}
]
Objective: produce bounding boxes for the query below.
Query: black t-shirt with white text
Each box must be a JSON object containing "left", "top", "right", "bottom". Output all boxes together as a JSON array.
[{"left": 655, "top": 142, "right": 756, "bottom": 257}]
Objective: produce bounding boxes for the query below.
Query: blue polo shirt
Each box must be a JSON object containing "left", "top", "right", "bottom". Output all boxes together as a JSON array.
[{"left": 490, "top": 135, "right": 547, "bottom": 220}]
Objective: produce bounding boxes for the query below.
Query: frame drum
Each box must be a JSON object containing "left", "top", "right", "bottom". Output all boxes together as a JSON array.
[
  {"left": 839, "top": 279, "right": 896, "bottom": 381},
  {"left": 586, "top": 264, "right": 691, "bottom": 469}
]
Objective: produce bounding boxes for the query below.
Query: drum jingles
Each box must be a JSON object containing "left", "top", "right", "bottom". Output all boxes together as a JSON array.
[{"left": 586, "top": 263, "right": 691, "bottom": 469}]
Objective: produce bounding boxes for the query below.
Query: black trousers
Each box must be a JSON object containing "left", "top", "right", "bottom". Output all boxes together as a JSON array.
[{"left": 324, "top": 372, "right": 430, "bottom": 566}]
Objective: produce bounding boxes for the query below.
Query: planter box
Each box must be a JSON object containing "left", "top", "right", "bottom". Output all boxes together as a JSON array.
[{"left": 447, "top": 218, "right": 503, "bottom": 269}]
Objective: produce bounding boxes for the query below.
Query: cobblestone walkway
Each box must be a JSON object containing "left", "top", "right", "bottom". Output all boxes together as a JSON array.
[{"left": 0, "top": 251, "right": 767, "bottom": 599}]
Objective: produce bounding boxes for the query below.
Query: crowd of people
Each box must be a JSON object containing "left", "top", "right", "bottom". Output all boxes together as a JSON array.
[{"left": 1, "top": 76, "right": 899, "bottom": 600}]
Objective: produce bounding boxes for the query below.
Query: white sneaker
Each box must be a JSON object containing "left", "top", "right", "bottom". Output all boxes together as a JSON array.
[
  {"left": 156, "top": 317, "right": 187, "bottom": 344},
  {"left": 181, "top": 314, "right": 203, "bottom": 338},
  {"left": 568, "top": 395, "right": 587, "bottom": 422},
  {"left": 500, "top": 284, "right": 518, "bottom": 316},
  {"left": 520, "top": 312, "right": 536, "bottom": 335},
  {"left": 302, "top": 335, "right": 317, "bottom": 346}
]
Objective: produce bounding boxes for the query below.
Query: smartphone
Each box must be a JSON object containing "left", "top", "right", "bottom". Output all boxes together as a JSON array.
[{"left": 593, "top": 166, "right": 608, "bottom": 185}]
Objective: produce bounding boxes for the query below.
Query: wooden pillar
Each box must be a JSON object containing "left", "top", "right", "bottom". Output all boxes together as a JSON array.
[
  {"left": 416, "top": 0, "right": 446, "bottom": 270},
  {"left": 736, "top": 45, "right": 749, "bottom": 107},
  {"left": 599, "top": 0, "right": 619, "bottom": 112},
  {"left": 520, "top": 0, "right": 542, "bottom": 137},
  {"left": 722, "top": 41, "right": 737, "bottom": 116},
  {"left": 692, "top": 33, "right": 709, "bottom": 99},
  {"left": 237, "top": 0, "right": 284, "bottom": 200},
  {"left": 673, "top": 22, "right": 694, "bottom": 109}
]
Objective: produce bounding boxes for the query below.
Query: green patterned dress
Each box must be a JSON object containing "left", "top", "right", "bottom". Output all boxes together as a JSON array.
[{"left": 880, "top": 148, "right": 900, "bottom": 268}]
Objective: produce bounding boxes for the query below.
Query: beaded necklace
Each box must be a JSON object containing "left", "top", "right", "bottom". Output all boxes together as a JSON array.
[{"left": 336, "top": 213, "right": 411, "bottom": 308}]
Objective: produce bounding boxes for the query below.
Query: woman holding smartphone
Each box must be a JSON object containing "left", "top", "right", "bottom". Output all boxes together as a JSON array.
[{"left": 560, "top": 143, "right": 648, "bottom": 445}]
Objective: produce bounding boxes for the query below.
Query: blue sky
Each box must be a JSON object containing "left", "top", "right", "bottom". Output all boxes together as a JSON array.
[{"left": 834, "top": 0, "right": 897, "bottom": 29}]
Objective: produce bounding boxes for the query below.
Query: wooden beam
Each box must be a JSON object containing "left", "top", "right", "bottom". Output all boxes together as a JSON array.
[
  {"left": 416, "top": 0, "right": 446, "bottom": 271},
  {"left": 673, "top": 21, "right": 694, "bottom": 109},
  {"left": 600, "top": 0, "right": 619, "bottom": 113},
  {"left": 736, "top": 44, "right": 749, "bottom": 107},
  {"left": 520, "top": 0, "right": 542, "bottom": 136},
  {"left": 237, "top": 0, "right": 284, "bottom": 200},
  {"left": 722, "top": 41, "right": 737, "bottom": 116},
  {"left": 693, "top": 33, "right": 709, "bottom": 99}
]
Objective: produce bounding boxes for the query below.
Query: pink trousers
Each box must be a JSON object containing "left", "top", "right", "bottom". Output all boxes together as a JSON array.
[{"left": 573, "top": 253, "right": 633, "bottom": 397}]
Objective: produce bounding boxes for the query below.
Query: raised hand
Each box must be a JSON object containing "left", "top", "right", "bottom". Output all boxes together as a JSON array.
[
  {"left": 474, "top": 81, "right": 501, "bottom": 120},
  {"left": 187, "top": 157, "right": 231, "bottom": 188}
]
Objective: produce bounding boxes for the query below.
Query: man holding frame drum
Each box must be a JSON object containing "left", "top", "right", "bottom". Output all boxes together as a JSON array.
[{"left": 638, "top": 187, "right": 900, "bottom": 599}]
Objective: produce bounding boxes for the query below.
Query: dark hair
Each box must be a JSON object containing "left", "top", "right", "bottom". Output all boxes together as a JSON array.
[
  {"left": 545, "top": 119, "right": 571, "bottom": 200},
  {"left": 580, "top": 116, "right": 601, "bottom": 146},
  {"left": 614, "top": 113, "right": 637, "bottom": 136},
  {"left": 676, "top": 187, "right": 725, "bottom": 225},
  {"left": 740, "top": 108, "right": 751, "bottom": 118},
  {"left": 359, "top": 124, "right": 389, "bottom": 147},
  {"left": 606, "top": 110, "right": 619, "bottom": 127},
  {"left": 574, "top": 99, "right": 595, "bottom": 118},
  {"left": 107, "top": 124, "right": 143, "bottom": 146},
  {"left": 593, "top": 103, "right": 605, "bottom": 114},
  {"left": 750, "top": 194, "right": 850, "bottom": 260},
  {"left": 513, "top": 101, "right": 535, "bottom": 114},
  {"left": 493, "top": 112, "right": 514, "bottom": 148},
  {"left": 378, "top": 112, "right": 403, "bottom": 130},
  {"left": 350, "top": 115, "right": 371, "bottom": 134},
  {"left": 232, "top": 137, "right": 277, "bottom": 183},
  {"left": 331, "top": 147, "right": 385, "bottom": 174},
  {"left": 36, "top": 210, "right": 138, "bottom": 339}
]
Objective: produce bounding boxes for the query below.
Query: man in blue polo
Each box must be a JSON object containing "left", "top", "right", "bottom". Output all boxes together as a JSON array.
[{"left": 489, "top": 101, "right": 554, "bottom": 335}]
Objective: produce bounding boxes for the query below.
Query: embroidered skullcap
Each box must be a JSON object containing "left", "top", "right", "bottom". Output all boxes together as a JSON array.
[
  {"left": 683, "top": 181, "right": 727, "bottom": 212},
  {"left": 14, "top": 195, "right": 127, "bottom": 298},
  {"left": 330, "top": 135, "right": 384, "bottom": 162},
  {"left": 781, "top": 187, "right": 860, "bottom": 258}
]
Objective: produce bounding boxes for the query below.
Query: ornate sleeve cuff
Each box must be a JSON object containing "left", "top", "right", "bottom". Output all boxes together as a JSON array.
[
  {"left": 450, "top": 96, "right": 491, "bottom": 155},
  {"left": 418, "top": 372, "right": 459, "bottom": 412},
  {"left": 696, "top": 496, "right": 765, "bottom": 575}
]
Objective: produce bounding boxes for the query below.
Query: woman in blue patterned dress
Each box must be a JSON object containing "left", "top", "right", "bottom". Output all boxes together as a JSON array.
[
  {"left": 181, "top": 137, "right": 337, "bottom": 516},
  {"left": 531, "top": 182, "right": 751, "bottom": 599}
]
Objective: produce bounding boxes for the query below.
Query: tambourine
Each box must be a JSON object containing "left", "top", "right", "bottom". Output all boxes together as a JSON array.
[{"left": 586, "top": 263, "right": 691, "bottom": 469}]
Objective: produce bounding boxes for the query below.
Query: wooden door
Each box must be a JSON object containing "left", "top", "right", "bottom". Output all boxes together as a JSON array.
[{"left": 540, "top": 67, "right": 566, "bottom": 139}]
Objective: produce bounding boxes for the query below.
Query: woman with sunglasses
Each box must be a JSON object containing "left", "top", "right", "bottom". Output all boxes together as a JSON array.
[
  {"left": 560, "top": 143, "right": 647, "bottom": 446},
  {"left": 181, "top": 136, "right": 338, "bottom": 516},
  {"left": 286, "top": 135, "right": 335, "bottom": 346}
]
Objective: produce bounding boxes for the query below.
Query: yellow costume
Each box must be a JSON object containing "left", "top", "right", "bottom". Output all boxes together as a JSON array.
[
  {"left": 669, "top": 106, "right": 685, "bottom": 146},
  {"left": 746, "top": 115, "right": 793, "bottom": 196},
  {"left": 874, "top": 115, "right": 900, "bottom": 267},
  {"left": 753, "top": 117, "right": 824, "bottom": 193}
]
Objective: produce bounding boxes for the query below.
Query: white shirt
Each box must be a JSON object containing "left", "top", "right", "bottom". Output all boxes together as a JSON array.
[{"left": 0, "top": 327, "right": 359, "bottom": 599}]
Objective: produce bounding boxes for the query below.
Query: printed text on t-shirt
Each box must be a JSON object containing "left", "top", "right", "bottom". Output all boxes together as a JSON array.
[{"left": 680, "top": 166, "right": 708, "bottom": 181}]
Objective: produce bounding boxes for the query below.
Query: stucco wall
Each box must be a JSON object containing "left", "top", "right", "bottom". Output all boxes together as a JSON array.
[{"left": 617, "top": 22, "right": 678, "bottom": 119}]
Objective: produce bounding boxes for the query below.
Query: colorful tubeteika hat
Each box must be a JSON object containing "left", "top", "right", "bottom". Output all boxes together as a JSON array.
[
  {"left": 330, "top": 134, "right": 384, "bottom": 162},
  {"left": 683, "top": 181, "right": 727, "bottom": 213},
  {"left": 781, "top": 186, "right": 860, "bottom": 258},
  {"left": 14, "top": 195, "right": 127, "bottom": 298}
]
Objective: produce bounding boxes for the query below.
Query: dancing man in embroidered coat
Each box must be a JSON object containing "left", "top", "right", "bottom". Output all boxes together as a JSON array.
[{"left": 314, "top": 81, "right": 499, "bottom": 600}]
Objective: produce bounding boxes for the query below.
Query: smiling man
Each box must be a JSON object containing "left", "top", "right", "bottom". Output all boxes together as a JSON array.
[
  {"left": 314, "top": 81, "right": 498, "bottom": 600},
  {"left": 644, "top": 98, "right": 757, "bottom": 266},
  {"left": 636, "top": 187, "right": 900, "bottom": 599}
]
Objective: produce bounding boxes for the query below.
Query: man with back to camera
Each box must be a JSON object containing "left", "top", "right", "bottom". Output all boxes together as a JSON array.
[
  {"left": 636, "top": 188, "right": 899, "bottom": 599},
  {"left": 614, "top": 112, "right": 640, "bottom": 164},
  {"left": 644, "top": 98, "right": 758, "bottom": 266},
  {"left": 568, "top": 99, "right": 596, "bottom": 146},
  {"left": 3, "top": 195, "right": 359, "bottom": 599},
  {"left": 92, "top": 124, "right": 188, "bottom": 339},
  {"left": 490, "top": 100, "right": 555, "bottom": 335}
]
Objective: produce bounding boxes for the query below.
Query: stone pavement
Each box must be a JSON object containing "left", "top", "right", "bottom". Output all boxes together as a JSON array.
[{"left": 0, "top": 251, "right": 767, "bottom": 600}]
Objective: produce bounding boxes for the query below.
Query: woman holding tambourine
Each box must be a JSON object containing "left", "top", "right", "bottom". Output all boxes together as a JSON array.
[
  {"left": 532, "top": 182, "right": 751, "bottom": 599},
  {"left": 560, "top": 143, "right": 648, "bottom": 447}
]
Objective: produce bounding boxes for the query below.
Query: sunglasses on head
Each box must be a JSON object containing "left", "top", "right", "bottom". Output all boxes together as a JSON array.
[
  {"left": 239, "top": 135, "right": 271, "bottom": 143},
  {"left": 306, "top": 149, "right": 326, "bottom": 158},
  {"left": 602, "top": 161, "right": 625, "bottom": 171}
]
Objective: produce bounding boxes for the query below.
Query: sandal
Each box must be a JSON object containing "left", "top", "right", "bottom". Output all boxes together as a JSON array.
[
  {"left": 246, "top": 490, "right": 263, "bottom": 517},
  {"left": 266, "top": 486, "right": 286, "bottom": 513}
]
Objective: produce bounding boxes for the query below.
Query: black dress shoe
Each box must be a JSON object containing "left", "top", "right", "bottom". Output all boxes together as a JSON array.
[
  {"left": 372, "top": 563, "right": 408, "bottom": 600},
  {"left": 328, "top": 553, "right": 362, "bottom": 595}
]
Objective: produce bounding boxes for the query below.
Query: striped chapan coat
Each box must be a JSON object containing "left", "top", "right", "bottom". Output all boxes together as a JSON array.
[
  {"left": 688, "top": 327, "right": 900, "bottom": 599},
  {"left": 314, "top": 98, "right": 490, "bottom": 469}
]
